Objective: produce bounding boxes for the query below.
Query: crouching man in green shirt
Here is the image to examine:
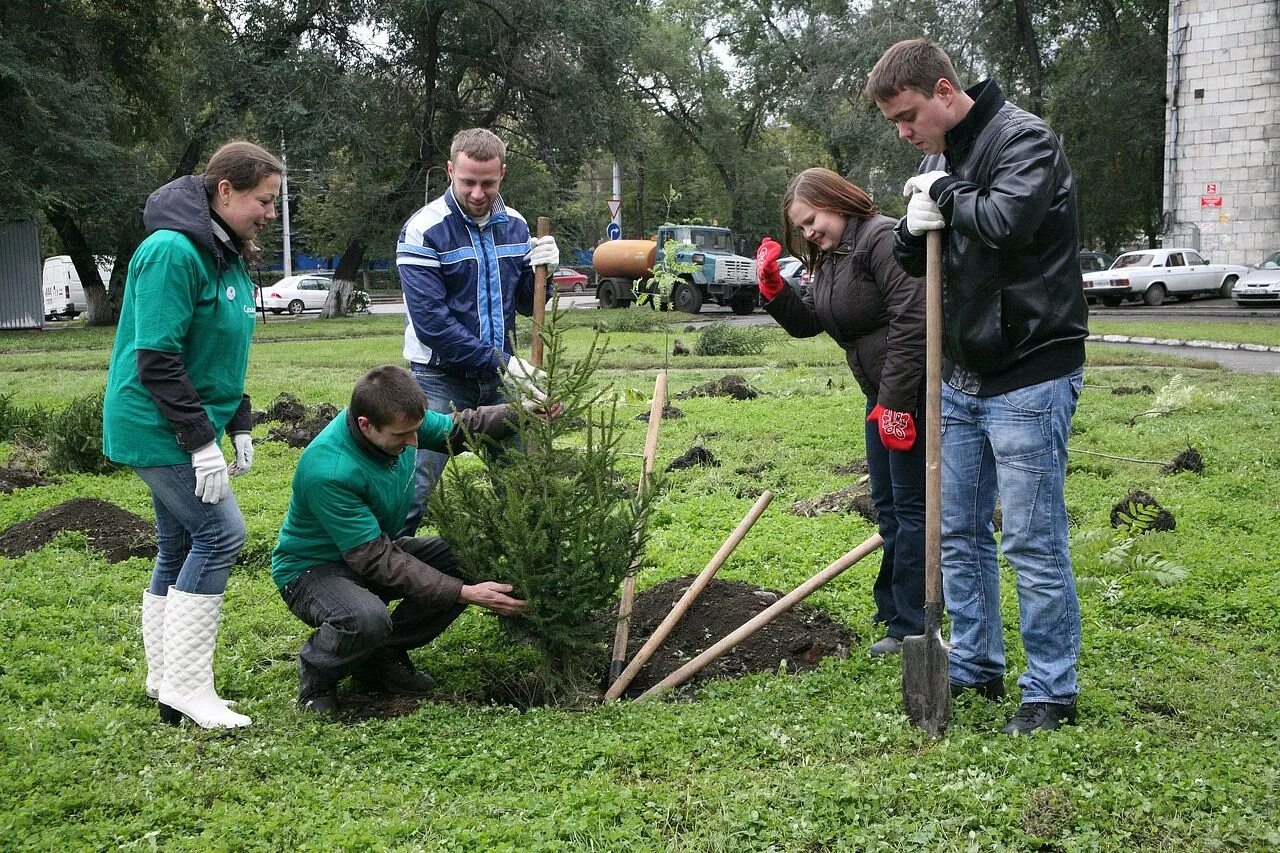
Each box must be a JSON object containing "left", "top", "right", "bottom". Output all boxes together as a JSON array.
[{"left": 272, "top": 364, "right": 531, "bottom": 715}]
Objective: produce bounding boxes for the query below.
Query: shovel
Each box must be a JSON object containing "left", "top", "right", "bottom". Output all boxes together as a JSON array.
[{"left": 902, "top": 229, "right": 950, "bottom": 737}]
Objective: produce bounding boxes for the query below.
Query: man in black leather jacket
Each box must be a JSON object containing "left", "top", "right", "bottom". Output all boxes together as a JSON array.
[{"left": 867, "top": 38, "right": 1089, "bottom": 735}]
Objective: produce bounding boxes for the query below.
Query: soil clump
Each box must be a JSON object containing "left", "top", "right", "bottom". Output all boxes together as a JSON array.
[
  {"left": 0, "top": 468, "right": 55, "bottom": 493},
  {"left": 1110, "top": 489, "right": 1176, "bottom": 532},
  {"left": 0, "top": 497, "right": 155, "bottom": 563},
  {"left": 667, "top": 446, "right": 720, "bottom": 471},
  {"left": 675, "top": 375, "right": 760, "bottom": 401},
  {"left": 1162, "top": 446, "right": 1204, "bottom": 475}
]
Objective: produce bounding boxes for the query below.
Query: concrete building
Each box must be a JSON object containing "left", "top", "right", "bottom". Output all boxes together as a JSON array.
[{"left": 1163, "top": 0, "right": 1280, "bottom": 266}]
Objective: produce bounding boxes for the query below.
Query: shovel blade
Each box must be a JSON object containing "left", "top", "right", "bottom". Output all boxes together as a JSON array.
[{"left": 902, "top": 627, "right": 951, "bottom": 737}]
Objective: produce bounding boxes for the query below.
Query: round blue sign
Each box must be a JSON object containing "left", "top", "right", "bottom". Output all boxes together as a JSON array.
[{"left": 606, "top": 222, "right": 621, "bottom": 240}]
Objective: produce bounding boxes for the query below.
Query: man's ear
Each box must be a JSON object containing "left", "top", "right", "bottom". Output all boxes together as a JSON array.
[{"left": 934, "top": 78, "right": 957, "bottom": 100}]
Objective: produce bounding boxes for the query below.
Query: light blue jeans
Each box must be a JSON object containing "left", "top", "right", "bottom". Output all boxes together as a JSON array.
[
  {"left": 133, "top": 463, "right": 246, "bottom": 596},
  {"left": 940, "top": 368, "right": 1083, "bottom": 704},
  {"left": 397, "top": 364, "right": 510, "bottom": 537}
]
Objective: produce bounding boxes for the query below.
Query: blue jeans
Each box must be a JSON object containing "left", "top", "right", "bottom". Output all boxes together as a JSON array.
[
  {"left": 398, "top": 364, "right": 510, "bottom": 537},
  {"left": 940, "top": 368, "right": 1083, "bottom": 704},
  {"left": 865, "top": 400, "right": 926, "bottom": 640},
  {"left": 133, "top": 463, "right": 246, "bottom": 596}
]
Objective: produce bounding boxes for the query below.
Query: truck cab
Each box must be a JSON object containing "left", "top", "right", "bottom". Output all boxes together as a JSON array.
[{"left": 650, "top": 225, "right": 758, "bottom": 314}]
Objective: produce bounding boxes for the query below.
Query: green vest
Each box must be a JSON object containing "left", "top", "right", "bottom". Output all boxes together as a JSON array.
[
  {"left": 271, "top": 409, "right": 453, "bottom": 589},
  {"left": 103, "top": 230, "right": 256, "bottom": 466}
]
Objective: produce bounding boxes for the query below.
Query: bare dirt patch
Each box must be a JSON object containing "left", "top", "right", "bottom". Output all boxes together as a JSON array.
[
  {"left": 675, "top": 375, "right": 760, "bottom": 401},
  {"left": 0, "top": 497, "right": 155, "bottom": 563},
  {"left": 0, "top": 468, "right": 55, "bottom": 493}
]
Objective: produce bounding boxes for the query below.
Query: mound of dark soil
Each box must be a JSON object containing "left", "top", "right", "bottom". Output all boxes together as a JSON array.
[
  {"left": 0, "top": 497, "right": 155, "bottom": 563},
  {"left": 667, "top": 446, "right": 720, "bottom": 471},
  {"left": 634, "top": 403, "right": 684, "bottom": 421},
  {"left": 832, "top": 458, "right": 868, "bottom": 476},
  {"left": 790, "top": 483, "right": 876, "bottom": 523},
  {"left": 264, "top": 393, "right": 307, "bottom": 424},
  {"left": 268, "top": 413, "right": 337, "bottom": 448},
  {"left": 672, "top": 339, "right": 691, "bottom": 356},
  {"left": 1110, "top": 489, "right": 1176, "bottom": 532},
  {"left": 1162, "top": 446, "right": 1204, "bottom": 475},
  {"left": 615, "top": 577, "right": 854, "bottom": 697},
  {"left": 0, "top": 468, "right": 54, "bottom": 493},
  {"left": 1111, "top": 385, "right": 1155, "bottom": 396},
  {"left": 675, "top": 375, "right": 760, "bottom": 401}
]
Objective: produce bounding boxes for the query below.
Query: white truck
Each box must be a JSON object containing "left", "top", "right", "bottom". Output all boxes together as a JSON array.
[
  {"left": 42, "top": 255, "right": 114, "bottom": 320},
  {"left": 1082, "top": 247, "right": 1247, "bottom": 307}
]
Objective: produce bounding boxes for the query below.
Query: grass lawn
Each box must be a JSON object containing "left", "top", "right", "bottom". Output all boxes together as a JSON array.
[{"left": 1, "top": 313, "right": 1278, "bottom": 850}]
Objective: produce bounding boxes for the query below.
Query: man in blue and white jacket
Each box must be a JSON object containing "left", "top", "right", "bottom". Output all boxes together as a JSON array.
[{"left": 396, "top": 127, "right": 559, "bottom": 535}]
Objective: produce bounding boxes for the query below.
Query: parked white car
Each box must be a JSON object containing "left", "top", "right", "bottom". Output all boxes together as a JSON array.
[
  {"left": 258, "top": 273, "right": 370, "bottom": 314},
  {"left": 1231, "top": 250, "right": 1280, "bottom": 307},
  {"left": 1082, "top": 247, "right": 1248, "bottom": 307}
]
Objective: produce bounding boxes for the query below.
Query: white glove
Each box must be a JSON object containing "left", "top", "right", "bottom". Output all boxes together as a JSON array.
[
  {"left": 190, "top": 441, "right": 230, "bottom": 504},
  {"left": 902, "top": 170, "right": 949, "bottom": 199},
  {"left": 505, "top": 355, "right": 547, "bottom": 402},
  {"left": 525, "top": 235, "right": 559, "bottom": 272},
  {"left": 230, "top": 433, "right": 254, "bottom": 474},
  {"left": 902, "top": 170, "right": 949, "bottom": 237}
]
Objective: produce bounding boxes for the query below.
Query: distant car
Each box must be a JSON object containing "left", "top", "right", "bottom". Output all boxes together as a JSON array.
[
  {"left": 553, "top": 267, "right": 590, "bottom": 294},
  {"left": 1232, "top": 250, "right": 1280, "bottom": 307},
  {"left": 258, "top": 273, "right": 370, "bottom": 314},
  {"left": 1080, "top": 247, "right": 1247, "bottom": 307},
  {"left": 778, "top": 256, "right": 808, "bottom": 294},
  {"left": 1079, "top": 250, "right": 1115, "bottom": 274}
]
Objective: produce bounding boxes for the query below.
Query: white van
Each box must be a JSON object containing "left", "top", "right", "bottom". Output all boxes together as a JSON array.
[{"left": 42, "top": 255, "right": 114, "bottom": 320}]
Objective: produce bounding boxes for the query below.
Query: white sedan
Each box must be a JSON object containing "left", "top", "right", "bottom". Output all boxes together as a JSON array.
[
  {"left": 1232, "top": 250, "right": 1280, "bottom": 307},
  {"left": 258, "top": 274, "right": 370, "bottom": 315},
  {"left": 1081, "top": 247, "right": 1248, "bottom": 307}
]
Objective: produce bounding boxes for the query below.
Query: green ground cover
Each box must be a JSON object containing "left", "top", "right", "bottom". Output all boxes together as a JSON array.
[{"left": 1, "top": 317, "right": 1278, "bottom": 850}]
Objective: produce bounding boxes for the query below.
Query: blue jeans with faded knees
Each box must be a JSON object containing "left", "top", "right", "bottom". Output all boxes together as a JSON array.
[
  {"left": 940, "top": 368, "right": 1083, "bottom": 704},
  {"left": 134, "top": 463, "right": 246, "bottom": 596},
  {"left": 865, "top": 399, "right": 927, "bottom": 640},
  {"left": 398, "top": 364, "right": 509, "bottom": 537}
]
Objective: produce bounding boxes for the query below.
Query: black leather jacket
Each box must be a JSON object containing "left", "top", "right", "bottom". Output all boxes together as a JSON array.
[{"left": 894, "top": 79, "right": 1088, "bottom": 396}]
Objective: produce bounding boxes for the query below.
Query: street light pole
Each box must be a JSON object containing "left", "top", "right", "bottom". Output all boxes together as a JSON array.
[{"left": 280, "top": 136, "right": 292, "bottom": 277}]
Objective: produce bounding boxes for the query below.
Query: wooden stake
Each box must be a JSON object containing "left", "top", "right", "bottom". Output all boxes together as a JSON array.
[
  {"left": 531, "top": 217, "right": 550, "bottom": 367},
  {"left": 634, "top": 532, "right": 884, "bottom": 703},
  {"left": 604, "top": 490, "right": 773, "bottom": 701},
  {"left": 608, "top": 371, "right": 667, "bottom": 684}
]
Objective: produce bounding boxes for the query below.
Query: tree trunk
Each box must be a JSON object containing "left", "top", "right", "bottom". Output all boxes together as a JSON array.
[
  {"left": 44, "top": 203, "right": 116, "bottom": 326},
  {"left": 1010, "top": 0, "right": 1045, "bottom": 116},
  {"left": 319, "top": 238, "right": 365, "bottom": 319}
]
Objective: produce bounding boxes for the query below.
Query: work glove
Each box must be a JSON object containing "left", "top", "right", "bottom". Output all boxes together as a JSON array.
[
  {"left": 505, "top": 355, "right": 547, "bottom": 402},
  {"left": 755, "top": 237, "right": 785, "bottom": 301},
  {"left": 868, "top": 404, "right": 917, "bottom": 452},
  {"left": 525, "top": 235, "right": 559, "bottom": 272},
  {"left": 230, "top": 432, "right": 254, "bottom": 475},
  {"left": 190, "top": 441, "right": 230, "bottom": 504},
  {"left": 902, "top": 170, "right": 949, "bottom": 237}
]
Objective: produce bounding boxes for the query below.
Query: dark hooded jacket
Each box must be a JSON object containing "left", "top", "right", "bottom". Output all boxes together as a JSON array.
[
  {"left": 765, "top": 215, "right": 926, "bottom": 414},
  {"left": 893, "top": 79, "right": 1089, "bottom": 396},
  {"left": 136, "top": 175, "right": 253, "bottom": 450}
]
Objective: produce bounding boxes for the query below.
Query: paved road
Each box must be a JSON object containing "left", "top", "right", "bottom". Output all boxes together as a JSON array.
[{"left": 366, "top": 292, "right": 1280, "bottom": 374}]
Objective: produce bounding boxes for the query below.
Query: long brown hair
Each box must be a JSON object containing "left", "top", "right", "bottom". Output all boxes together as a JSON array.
[{"left": 781, "top": 168, "right": 878, "bottom": 275}]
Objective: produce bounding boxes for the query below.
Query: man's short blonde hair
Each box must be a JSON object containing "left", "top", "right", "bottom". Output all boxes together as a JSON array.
[{"left": 450, "top": 128, "right": 506, "bottom": 164}]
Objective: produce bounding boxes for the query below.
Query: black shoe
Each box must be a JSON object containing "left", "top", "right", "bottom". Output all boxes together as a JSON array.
[
  {"left": 354, "top": 650, "right": 436, "bottom": 697},
  {"left": 950, "top": 676, "right": 1006, "bottom": 701},
  {"left": 1001, "top": 701, "right": 1078, "bottom": 735},
  {"left": 297, "top": 660, "right": 339, "bottom": 716}
]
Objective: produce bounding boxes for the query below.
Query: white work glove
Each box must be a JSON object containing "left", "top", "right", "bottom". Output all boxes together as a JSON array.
[
  {"left": 525, "top": 235, "right": 560, "bottom": 272},
  {"left": 190, "top": 441, "right": 230, "bottom": 504},
  {"left": 505, "top": 355, "right": 547, "bottom": 402},
  {"left": 902, "top": 170, "right": 949, "bottom": 237},
  {"left": 230, "top": 433, "right": 254, "bottom": 475}
]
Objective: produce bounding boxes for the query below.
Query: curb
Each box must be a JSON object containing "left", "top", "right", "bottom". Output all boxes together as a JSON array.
[{"left": 1088, "top": 334, "right": 1280, "bottom": 353}]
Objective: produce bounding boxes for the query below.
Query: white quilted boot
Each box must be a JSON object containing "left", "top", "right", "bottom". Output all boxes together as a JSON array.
[
  {"left": 142, "top": 590, "right": 167, "bottom": 699},
  {"left": 157, "top": 589, "right": 251, "bottom": 729}
]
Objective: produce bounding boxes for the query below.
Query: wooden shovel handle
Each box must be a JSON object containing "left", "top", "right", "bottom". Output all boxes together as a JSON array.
[
  {"left": 531, "top": 216, "right": 551, "bottom": 367},
  {"left": 925, "top": 230, "right": 943, "bottom": 605}
]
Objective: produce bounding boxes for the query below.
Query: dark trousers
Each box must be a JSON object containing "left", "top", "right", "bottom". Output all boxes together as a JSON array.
[
  {"left": 280, "top": 536, "right": 466, "bottom": 682},
  {"left": 865, "top": 400, "right": 927, "bottom": 639}
]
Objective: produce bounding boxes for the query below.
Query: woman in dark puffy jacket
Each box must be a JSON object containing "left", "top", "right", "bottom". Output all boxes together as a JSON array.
[{"left": 756, "top": 167, "right": 927, "bottom": 656}]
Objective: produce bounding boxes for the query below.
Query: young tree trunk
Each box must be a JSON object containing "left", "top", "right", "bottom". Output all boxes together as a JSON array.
[{"left": 44, "top": 203, "right": 115, "bottom": 326}]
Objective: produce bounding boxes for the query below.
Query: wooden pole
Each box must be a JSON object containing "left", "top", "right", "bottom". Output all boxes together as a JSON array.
[
  {"left": 604, "top": 490, "right": 774, "bottom": 701},
  {"left": 608, "top": 371, "right": 667, "bottom": 684},
  {"left": 634, "top": 532, "right": 884, "bottom": 703},
  {"left": 531, "top": 216, "right": 551, "bottom": 367}
]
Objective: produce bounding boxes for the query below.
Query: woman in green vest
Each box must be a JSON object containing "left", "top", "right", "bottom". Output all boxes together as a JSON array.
[{"left": 103, "top": 141, "right": 283, "bottom": 729}]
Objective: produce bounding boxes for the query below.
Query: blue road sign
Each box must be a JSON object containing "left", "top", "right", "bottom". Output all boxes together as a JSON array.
[{"left": 606, "top": 222, "right": 621, "bottom": 240}]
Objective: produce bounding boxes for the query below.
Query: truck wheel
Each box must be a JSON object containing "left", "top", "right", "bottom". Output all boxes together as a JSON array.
[
  {"left": 672, "top": 282, "right": 703, "bottom": 314},
  {"left": 598, "top": 280, "right": 619, "bottom": 309},
  {"left": 1142, "top": 284, "right": 1166, "bottom": 307},
  {"left": 729, "top": 292, "right": 756, "bottom": 315}
]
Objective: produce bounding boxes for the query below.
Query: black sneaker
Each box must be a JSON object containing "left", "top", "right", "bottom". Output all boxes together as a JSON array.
[
  {"left": 950, "top": 676, "right": 1006, "bottom": 701},
  {"left": 297, "top": 660, "right": 339, "bottom": 716},
  {"left": 1001, "top": 701, "right": 1078, "bottom": 735},
  {"left": 354, "top": 650, "right": 437, "bottom": 696}
]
